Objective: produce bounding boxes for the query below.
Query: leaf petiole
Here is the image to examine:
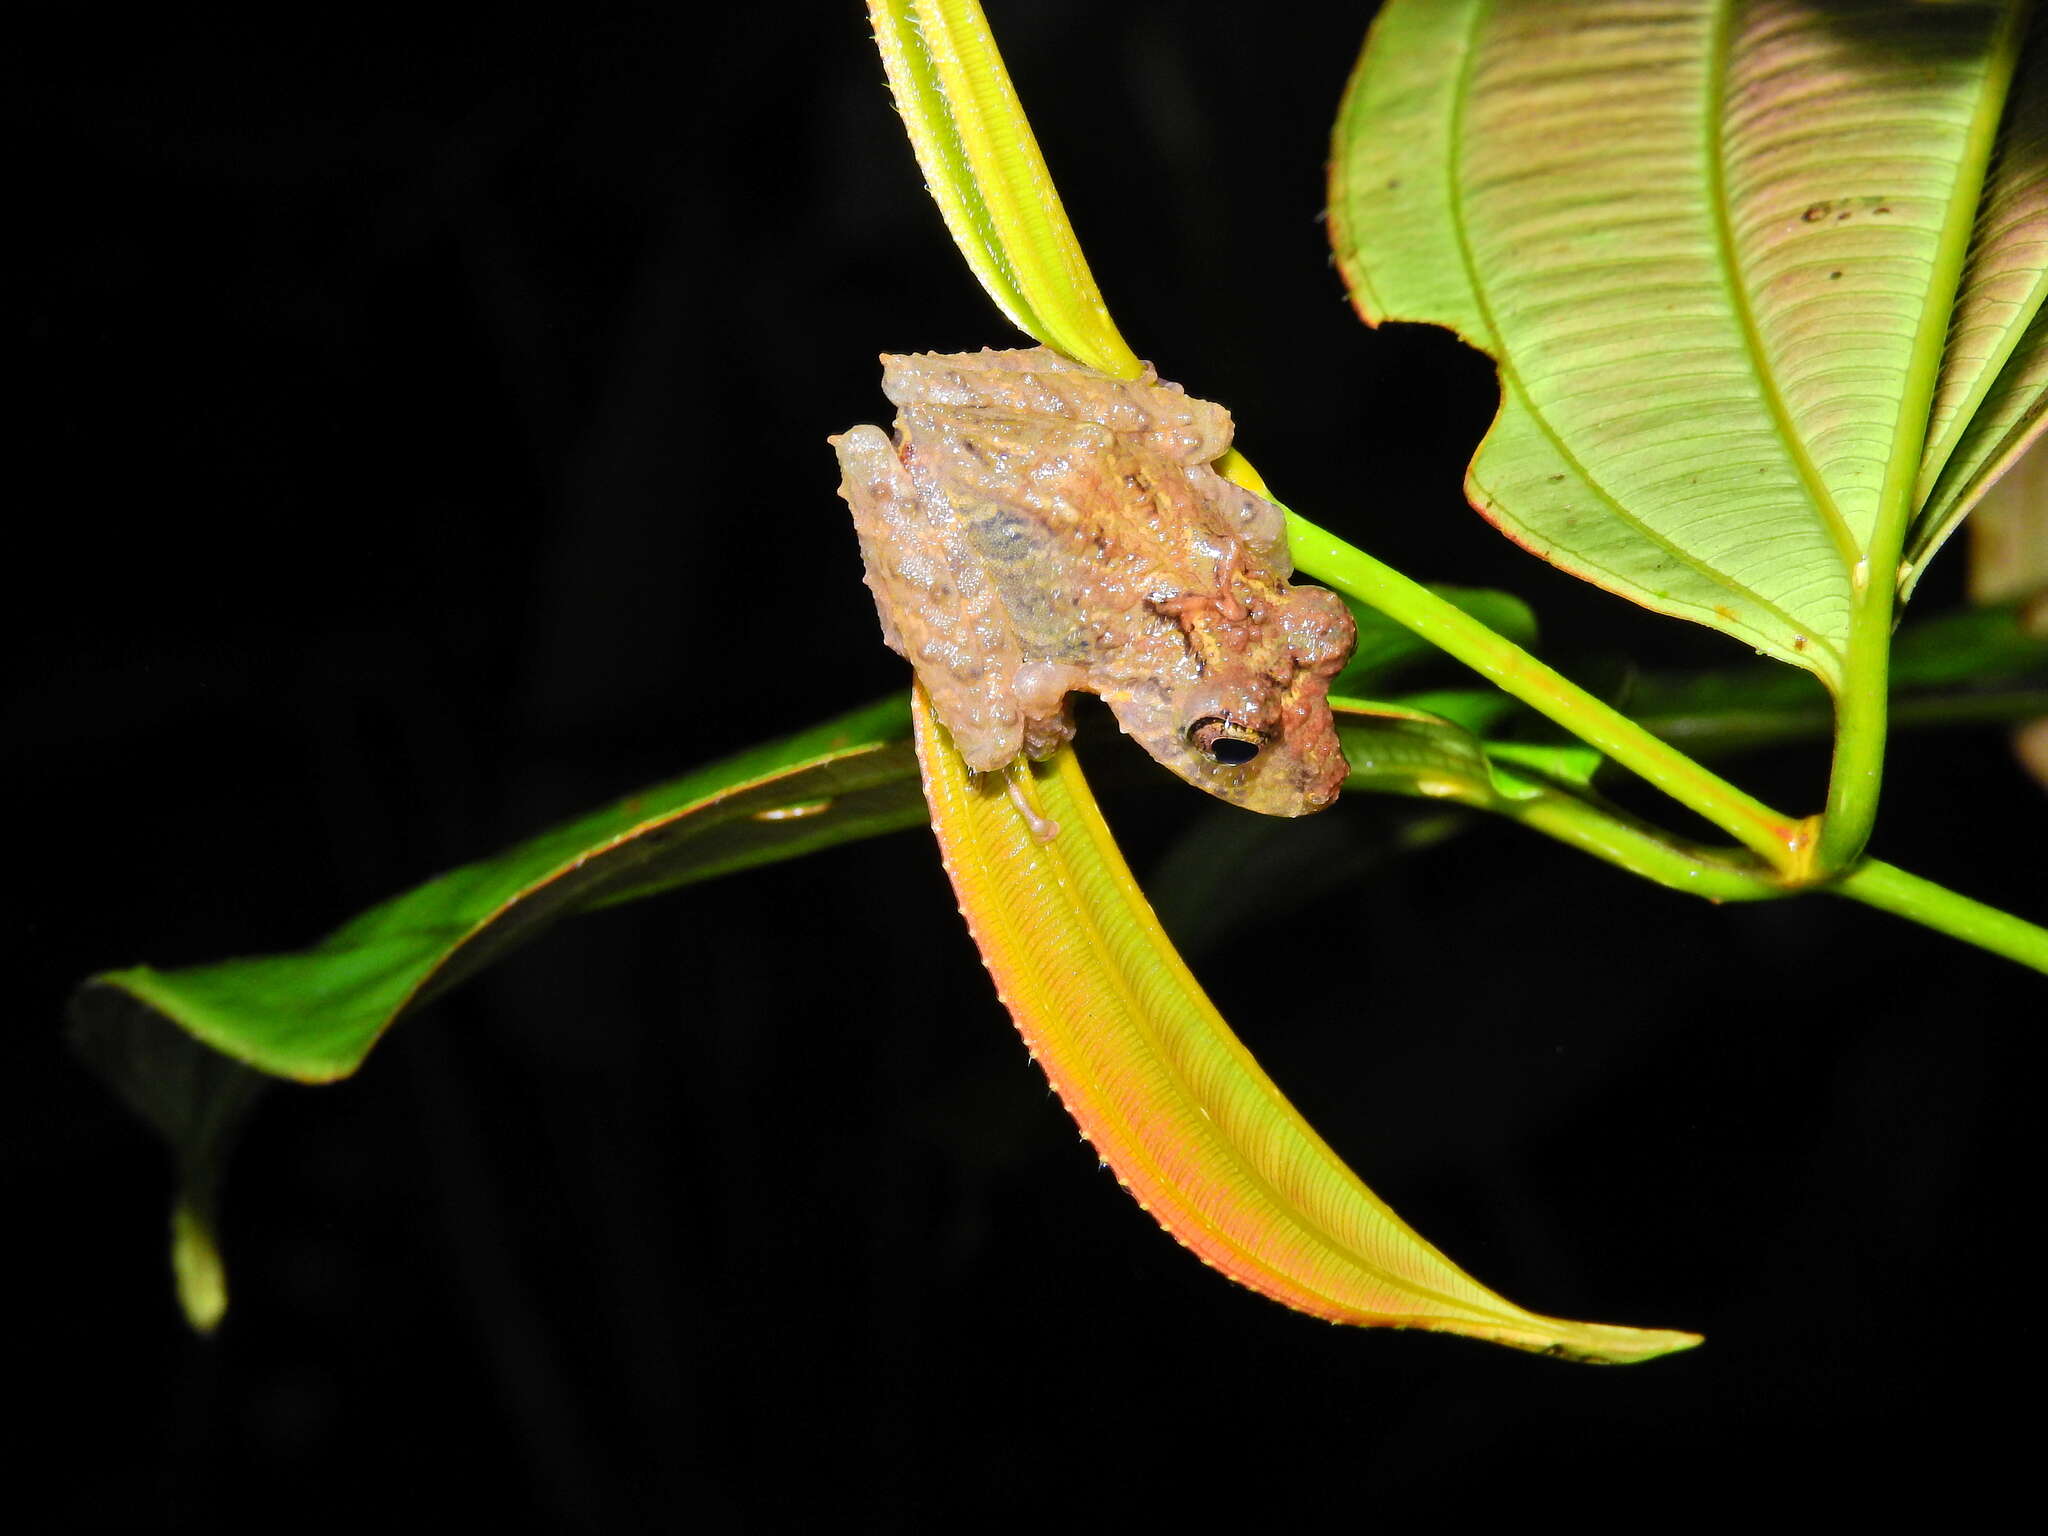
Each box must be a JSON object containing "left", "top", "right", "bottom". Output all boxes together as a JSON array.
[{"left": 1284, "top": 509, "right": 1816, "bottom": 878}]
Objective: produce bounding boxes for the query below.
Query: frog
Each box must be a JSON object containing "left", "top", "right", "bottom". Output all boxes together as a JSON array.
[{"left": 829, "top": 347, "right": 1356, "bottom": 816}]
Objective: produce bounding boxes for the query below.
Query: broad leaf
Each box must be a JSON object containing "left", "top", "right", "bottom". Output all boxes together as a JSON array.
[
  {"left": 911, "top": 684, "right": 1699, "bottom": 1363},
  {"left": 1907, "top": 17, "right": 2048, "bottom": 594},
  {"left": 1331, "top": 0, "right": 2030, "bottom": 683}
]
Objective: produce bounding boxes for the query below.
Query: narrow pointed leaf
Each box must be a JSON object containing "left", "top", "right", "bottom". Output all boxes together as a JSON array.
[
  {"left": 71, "top": 698, "right": 924, "bottom": 1328},
  {"left": 1338, "top": 702, "right": 1783, "bottom": 900},
  {"left": 866, "top": 0, "right": 1141, "bottom": 377},
  {"left": 863, "top": 0, "right": 1385, "bottom": 615},
  {"left": 69, "top": 696, "right": 922, "bottom": 1086},
  {"left": 1334, "top": 701, "right": 1502, "bottom": 804},
  {"left": 912, "top": 684, "right": 1699, "bottom": 1363},
  {"left": 1331, "top": 0, "right": 2027, "bottom": 681},
  {"left": 69, "top": 1004, "right": 267, "bottom": 1332}
]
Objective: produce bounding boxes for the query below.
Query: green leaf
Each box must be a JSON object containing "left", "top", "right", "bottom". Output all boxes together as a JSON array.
[
  {"left": 68, "top": 1005, "right": 267, "bottom": 1333},
  {"left": 1389, "top": 686, "right": 1525, "bottom": 740},
  {"left": 69, "top": 696, "right": 921, "bottom": 1087},
  {"left": 1907, "top": 17, "right": 2048, "bottom": 595},
  {"left": 1334, "top": 698, "right": 1507, "bottom": 805},
  {"left": 69, "top": 696, "right": 924, "bottom": 1329},
  {"left": 1331, "top": 0, "right": 2028, "bottom": 684},
  {"left": 864, "top": 0, "right": 1142, "bottom": 377}
]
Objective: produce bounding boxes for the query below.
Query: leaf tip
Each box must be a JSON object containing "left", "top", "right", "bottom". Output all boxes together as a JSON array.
[
  {"left": 1510, "top": 1319, "right": 1704, "bottom": 1366},
  {"left": 171, "top": 1196, "right": 228, "bottom": 1335}
]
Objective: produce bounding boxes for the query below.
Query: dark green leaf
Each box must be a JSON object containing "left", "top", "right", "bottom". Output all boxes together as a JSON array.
[{"left": 69, "top": 695, "right": 920, "bottom": 1087}]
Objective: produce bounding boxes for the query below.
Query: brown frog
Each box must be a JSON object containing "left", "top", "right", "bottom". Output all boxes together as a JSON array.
[{"left": 829, "top": 347, "right": 1355, "bottom": 816}]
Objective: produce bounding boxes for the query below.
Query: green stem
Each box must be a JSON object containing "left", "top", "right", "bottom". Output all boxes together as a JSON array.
[
  {"left": 1817, "top": 3, "right": 2027, "bottom": 870},
  {"left": 1481, "top": 764, "right": 1785, "bottom": 904},
  {"left": 1475, "top": 764, "right": 2048, "bottom": 971},
  {"left": 1835, "top": 859, "right": 2048, "bottom": 975},
  {"left": 1288, "top": 512, "right": 1813, "bottom": 876},
  {"left": 1817, "top": 573, "right": 1892, "bottom": 870}
]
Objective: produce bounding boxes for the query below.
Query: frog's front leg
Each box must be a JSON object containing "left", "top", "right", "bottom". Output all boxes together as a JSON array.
[
  {"left": 831, "top": 425, "right": 1032, "bottom": 772},
  {"left": 1011, "top": 661, "right": 1086, "bottom": 760}
]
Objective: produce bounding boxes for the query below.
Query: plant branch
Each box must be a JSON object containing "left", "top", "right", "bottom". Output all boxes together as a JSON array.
[
  {"left": 1816, "top": 3, "right": 2027, "bottom": 873},
  {"left": 1285, "top": 510, "right": 1816, "bottom": 877},
  {"left": 1480, "top": 763, "right": 1786, "bottom": 904},
  {"left": 1834, "top": 859, "right": 2048, "bottom": 974}
]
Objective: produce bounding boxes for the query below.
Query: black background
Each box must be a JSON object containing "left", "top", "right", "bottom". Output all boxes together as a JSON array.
[{"left": 18, "top": 2, "right": 2045, "bottom": 1529}]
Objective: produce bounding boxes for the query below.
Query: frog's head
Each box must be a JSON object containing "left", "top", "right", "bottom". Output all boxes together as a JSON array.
[{"left": 1096, "top": 668, "right": 1351, "bottom": 817}]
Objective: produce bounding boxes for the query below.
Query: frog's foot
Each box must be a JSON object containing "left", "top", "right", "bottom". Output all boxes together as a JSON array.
[{"left": 1002, "top": 764, "right": 1061, "bottom": 843}]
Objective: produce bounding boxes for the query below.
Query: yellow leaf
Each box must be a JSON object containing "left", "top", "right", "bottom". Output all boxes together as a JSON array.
[{"left": 911, "top": 684, "right": 1701, "bottom": 1364}]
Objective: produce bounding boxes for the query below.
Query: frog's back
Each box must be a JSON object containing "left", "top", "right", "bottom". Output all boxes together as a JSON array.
[
  {"left": 879, "top": 348, "right": 1233, "bottom": 465},
  {"left": 895, "top": 406, "right": 1190, "bottom": 669}
]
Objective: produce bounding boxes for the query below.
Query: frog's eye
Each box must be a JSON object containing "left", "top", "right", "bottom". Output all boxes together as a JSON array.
[{"left": 1188, "top": 717, "right": 1263, "bottom": 766}]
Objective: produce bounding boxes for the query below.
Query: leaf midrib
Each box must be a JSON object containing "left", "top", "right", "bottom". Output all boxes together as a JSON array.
[
  {"left": 1032, "top": 758, "right": 1537, "bottom": 1332},
  {"left": 1444, "top": 0, "right": 1847, "bottom": 673}
]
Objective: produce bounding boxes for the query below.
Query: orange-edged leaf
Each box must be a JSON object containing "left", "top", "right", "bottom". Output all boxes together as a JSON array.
[
  {"left": 1330, "top": 0, "right": 2028, "bottom": 682},
  {"left": 911, "top": 683, "right": 1700, "bottom": 1363}
]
